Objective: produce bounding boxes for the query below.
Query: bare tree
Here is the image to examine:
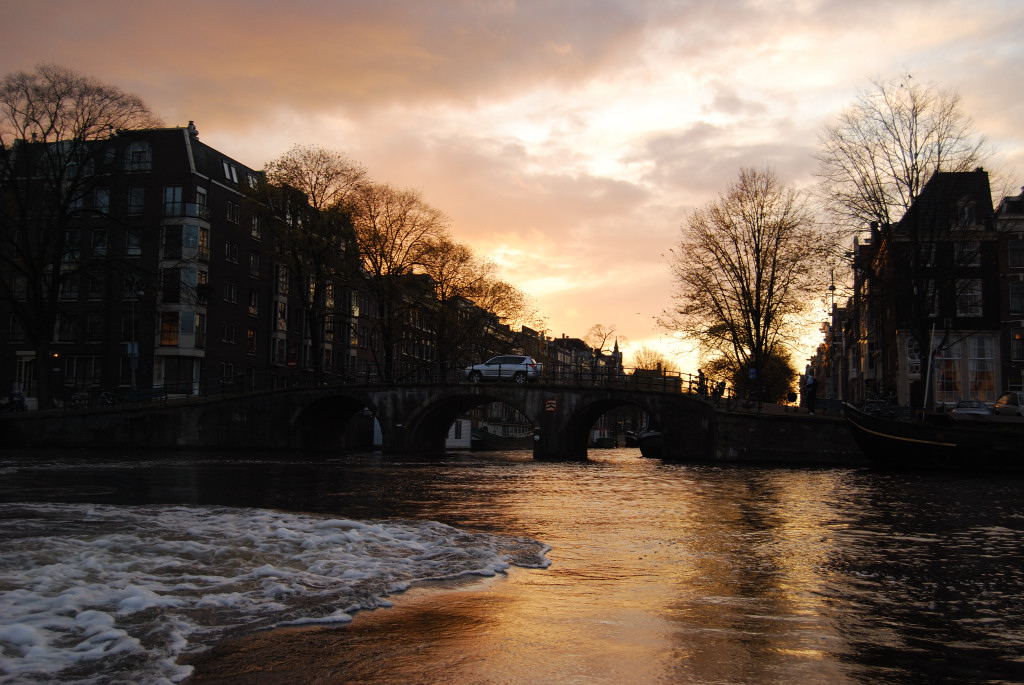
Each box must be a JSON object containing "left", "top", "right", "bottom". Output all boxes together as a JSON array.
[
  {"left": 630, "top": 344, "right": 678, "bottom": 373},
  {"left": 420, "top": 236, "right": 533, "bottom": 367},
  {"left": 815, "top": 76, "right": 995, "bottom": 405},
  {"left": 350, "top": 183, "right": 450, "bottom": 376},
  {"left": 815, "top": 74, "right": 990, "bottom": 234},
  {"left": 661, "top": 166, "right": 827, "bottom": 397},
  {"left": 0, "top": 64, "right": 160, "bottom": 407},
  {"left": 261, "top": 145, "right": 366, "bottom": 379},
  {"left": 584, "top": 323, "right": 626, "bottom": 355}
]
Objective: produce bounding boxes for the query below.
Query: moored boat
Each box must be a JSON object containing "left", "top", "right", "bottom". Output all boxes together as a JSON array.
[
  {"left": 637, "top": 429, "right": 663, "bottom": 459},
  {"left": 843, "top": 402, "right": 1024, "bottom": 470}
]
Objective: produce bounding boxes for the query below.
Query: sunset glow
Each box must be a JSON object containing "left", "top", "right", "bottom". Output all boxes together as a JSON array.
[{"left": 5, "top": 0, "right": 1022, "bottom": 368}]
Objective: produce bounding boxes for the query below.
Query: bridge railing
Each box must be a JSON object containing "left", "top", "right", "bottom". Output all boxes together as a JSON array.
[{"left": 51, "top": 362, "right": 730, "bottom": 413}]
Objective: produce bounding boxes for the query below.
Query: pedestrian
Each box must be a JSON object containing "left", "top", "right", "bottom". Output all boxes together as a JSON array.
[{"left": 805, "top": 374, "right": 817, "bottom": 415}]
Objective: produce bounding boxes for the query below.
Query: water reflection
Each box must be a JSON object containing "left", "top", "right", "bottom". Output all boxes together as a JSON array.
[{"left": 3, "top": 449, "right": 1024, "bottom": 683}]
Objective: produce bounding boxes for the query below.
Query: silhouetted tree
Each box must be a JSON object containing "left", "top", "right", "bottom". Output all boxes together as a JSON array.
[
  {"left": 350, "top": 182, "right": 450, "bottom": 377},
  {"left": 662, "top": 166, "right": 827, "bottom": 391},
  {"left": 260, "top": 145, "right": 366, "bottom": 379},
  {"left": 0, "top": 64, "right": 160, "bottom": 406}
]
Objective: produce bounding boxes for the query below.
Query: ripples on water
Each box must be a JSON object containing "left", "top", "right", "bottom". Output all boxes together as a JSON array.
[{"left": 2, "top": 449, "right": 1023, "bottom": 684}]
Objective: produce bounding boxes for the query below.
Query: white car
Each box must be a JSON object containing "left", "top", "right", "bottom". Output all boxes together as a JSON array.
[{"left": 465, "top": 356, "right": 542, "bottom": 383}]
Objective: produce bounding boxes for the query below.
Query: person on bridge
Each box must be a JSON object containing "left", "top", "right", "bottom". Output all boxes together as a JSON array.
[{"left": 805, "top": 374, "right": 818, "bottom": 415}]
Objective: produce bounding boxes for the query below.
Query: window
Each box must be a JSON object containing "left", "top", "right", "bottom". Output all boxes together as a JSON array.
[
  {"left": 223, "top": 282, "right": 238, "bottom": 303},
  {"left": 1012, "top": 328, "right": 1024, "bottom": 361},
  {"left": 127, "top": 186, "right": 145, "bottom": 214},
  {"left": 125, "top": 141, "right": 152, "bottom": 171},
  {"left": 9, "top": 316, "right": 26, "bottom": 343},
  {"left": 251, "top": 216, "right": 262, "bottom": 239},
  {"left": 12, "top": 274, "right": 27, "bottom": 301},
  {"left": 87, "top": 271, "right": 104, "bottom": 300},
  {"left": 1011, "top": 242, "right": 1024, "bottom": 268},
  {"left": 198, "top": 227, "right": 210, "bottom": 260},
  {"left": 65, "top": 356, "right": 102, "bottom": 387},
  {"left": 276, "top": 264, "right": 289, "bottom": 294},
  {"left": 196, "top": 187, "right": 208, "bottom": 213},
  {"left": 226, "top": 201, "right": 240, "bottom": 223},
  {"left": 85, "top": 314, "right": 104, "bottom": 343},
  {"left": 55, "top": 313, "right": 76, "bottom": 342},
  {"left": 935, "top": 341, "right": 961, "bottom": 405},
  {"left": 224, "top": 241, "right": 238, "bottom": 263},
  {"left": 195, "top": 313, "right": 206, "bottom": 349},
  {"left": 248, "top": 289, "right": 259, "bottom": 316},
  {"left": 94, "top": 188, "right": 110, "bottom": 213},
  {"left": 120, "top": 312, "right": 138, "bottom": 343},
  {"left": 163, "top": 226, "right": 182, "bottom": 260},
  {"left": 164, "top": 185, "right": 183, "bottom": 216},
  {"left": 160, "top": 312, "right": 179, "bottom": 346},
  {"left": 956, "top": 279, "right": 982, "bottom": 317},
  {"left": 247, "top": 173, "right": 259, "bottom": 190},
  {"left": 62, "top": 230, "right": 81, "bottom": 264},
  {"left": 183, "top": 224, "right": 199, "bottom": 250},
  {"left": 59, "top": 273, "right": 80, "bottom": 300},
  {"left": 958, "top": 200, "right": 976, "bottom": 228},
  {"left": 956, "top": 241, "right": 981, "bottom": 267},
  {"left": 162, "top": 268, "right": 181, "bottom": 304},
  {"left": 219, "top": 362, "right": 234, "bottom": 380},
  {"left": 276, "top": 302, "right": 287, "bottom": 332},
  {"left": 968, "top": 335, "right": 996, "bottom": 402},
  {"left": 197, "top": 269, "right": 208, "bottom": 306},
  {"left": 222, "top": 160, "right": 238, "bottom": 183},
  {"left": 247, "top": 328, "right": 257, "bottom": 355},
  {"left": 249, "top": 252, "right": 260, "bottom": 277},
  {"left": 221, "top": 322, "right": 236, "bottom": 343},
  {"left": 92, "top": 230, "right": 108, "bottom": 257},
  {"left": 1012, "top": 282, "right": 1024, "bottom": 315},
  {"left": 126, "top": 229, "right": 142, "bottom": 257}
]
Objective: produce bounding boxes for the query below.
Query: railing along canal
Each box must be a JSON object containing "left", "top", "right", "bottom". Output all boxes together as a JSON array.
[{"left": 50, "top": 362, "right": 728, "bottom": 413}]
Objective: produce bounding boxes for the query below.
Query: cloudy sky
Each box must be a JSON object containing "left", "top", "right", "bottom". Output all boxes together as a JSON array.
[{"left": 4, "top": 0, "right": 1023, "bottom": 367}]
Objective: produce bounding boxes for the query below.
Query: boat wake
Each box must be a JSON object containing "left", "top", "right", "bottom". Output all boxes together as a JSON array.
[{"left": 0, "top": 503, "right": 551, "bottom": 684}]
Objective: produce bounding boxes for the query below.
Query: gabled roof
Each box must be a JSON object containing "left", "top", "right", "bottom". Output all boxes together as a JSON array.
[{"left": 894, "top": 169, "right": 994, "bottom": 234}]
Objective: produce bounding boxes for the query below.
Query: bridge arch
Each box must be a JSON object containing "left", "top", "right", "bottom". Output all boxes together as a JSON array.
[
  {"left": 399, "top": 388, "right": 536, "bottom": 454},
  {"left": 290, "top": 391, "right": 385, "bottom": 450}
]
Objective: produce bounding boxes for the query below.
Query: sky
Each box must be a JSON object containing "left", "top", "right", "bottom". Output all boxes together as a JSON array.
[{"left": 4, "top": 0, "right": 1023, "bottom": 370}]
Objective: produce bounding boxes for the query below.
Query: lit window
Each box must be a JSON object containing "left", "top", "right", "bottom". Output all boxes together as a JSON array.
[{"left": 160, "top": 312, "right": 179, "bottom": 346}]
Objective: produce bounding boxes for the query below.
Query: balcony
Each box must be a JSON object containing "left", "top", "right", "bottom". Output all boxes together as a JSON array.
[{"left": 163, "top": 202, "right": 210, "bottom": 220}]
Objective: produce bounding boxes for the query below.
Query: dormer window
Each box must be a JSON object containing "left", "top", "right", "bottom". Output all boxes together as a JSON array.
[
  {"left": 125, "top": 141, "right": 151, "bottom": 172},
  {"left": 222, "top": 160, "right": 238, "bottom": 183}
]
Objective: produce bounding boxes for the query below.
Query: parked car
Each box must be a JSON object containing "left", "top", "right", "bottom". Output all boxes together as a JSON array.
[
  {"left": 949, "top": 400, "right": 991, "bottom": 417},
  {"left": 465, "top": 355, "right": 542, "bottom": 383},
  {"left": 993, "top": 392, "right": 1024, "bottom": 416}
]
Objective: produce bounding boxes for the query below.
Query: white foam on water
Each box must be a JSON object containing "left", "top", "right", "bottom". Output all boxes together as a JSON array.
[{"left": 0, "top": 503, "right": 550, "bottom": 684}]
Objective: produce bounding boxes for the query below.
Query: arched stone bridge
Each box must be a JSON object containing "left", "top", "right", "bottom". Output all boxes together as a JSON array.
[{"left": 5, "top": 383, "right": 718, "bottom": 461}]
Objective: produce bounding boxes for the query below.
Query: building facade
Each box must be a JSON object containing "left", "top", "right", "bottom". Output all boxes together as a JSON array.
[
  {"left": 813, "top": 169, "right": 1019, "bottom": 409},
  {"left": 0, "top": 124, "right": 373, "bottom": 406}
]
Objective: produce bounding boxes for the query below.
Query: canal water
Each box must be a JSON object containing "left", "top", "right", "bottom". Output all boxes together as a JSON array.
[{"left": 2, "top": 447, "right": 1024, "bottom": 684}]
